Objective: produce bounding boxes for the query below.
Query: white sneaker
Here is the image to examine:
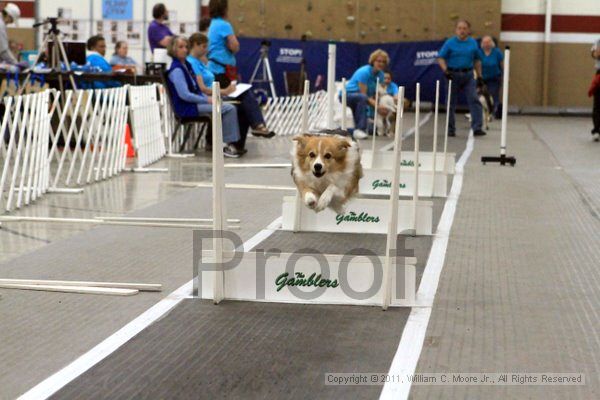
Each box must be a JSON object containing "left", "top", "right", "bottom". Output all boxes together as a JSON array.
[
  {"left": 353, "top": 129, "right": 368, "bottom": 140},
  {"left": 593, "top": 132, "right": 600, "bottom": 142}
]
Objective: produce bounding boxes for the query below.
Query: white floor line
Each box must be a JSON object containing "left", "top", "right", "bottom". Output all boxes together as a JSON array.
[
  {"left": 379, "top": 130, "right": 475, "bottom": 400},
  {"left": 17, "top": 216, "right": 283, "bottom": 400},
  {"left": 379, "top": 111, "right": 433, "bottom": 151}
]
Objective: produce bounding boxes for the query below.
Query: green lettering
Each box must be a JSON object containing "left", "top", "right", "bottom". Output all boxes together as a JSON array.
[{"left": 275, "top": 273, "right": 288, "bottom": 292}]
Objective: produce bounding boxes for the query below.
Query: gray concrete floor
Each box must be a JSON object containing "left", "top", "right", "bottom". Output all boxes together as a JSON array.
[
  {"left": 1, "top": 113, "right": 598, "bottom": 399},
  {"left": 413, "top": 116, "right": 600, "bottom": 400}
]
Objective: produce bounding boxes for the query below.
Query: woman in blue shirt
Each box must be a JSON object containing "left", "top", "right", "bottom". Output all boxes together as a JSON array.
[
  {"left": 166, "top": 36, "right": 242, "bottom": 158},
  {"left": 479, "top": 36, "right": 503, "bottom": 119},
  {"left": 187, "top": 32, "right": 275, "bottom": 151},
  {"left": 344, "top": 49, "right": 389, "bottom": 139},
  {"left": 207, "top": 0, "right": 239, "bottom": 87},
  {"left": 437, "top": 20, "right": 485, "bottom": 137},
  {"left": 85, "top": 35, "right": 120, "bottom": 88},
  {"left": 109, "top": 41, "right": 138, "bottom": 71}
]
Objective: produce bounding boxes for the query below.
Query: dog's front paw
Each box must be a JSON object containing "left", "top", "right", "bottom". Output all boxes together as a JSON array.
[
  {"left": 304, "top": 192, "right": 318, "bottom": 209},
  {"left": 315, "top": 192, "right": 333, "bottom": 212},
  {"left": 330, "top": 202, "right": 346, "bottom": 215}
]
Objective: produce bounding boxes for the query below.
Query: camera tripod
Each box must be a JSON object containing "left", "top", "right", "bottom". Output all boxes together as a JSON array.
[
  {"left": 249, "top": 40, "right": 277, "bottom": 98},
  {"left": 18, "top": 17, "right": 77, "bottom": 95}
]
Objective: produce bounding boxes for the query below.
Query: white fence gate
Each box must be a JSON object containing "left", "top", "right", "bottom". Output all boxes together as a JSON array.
[
  {"left": 129, "top": 84, "right": 166, "bottom": 168},
  {"left": 0, "top": 91, "right": 52, "bottom": 211}
]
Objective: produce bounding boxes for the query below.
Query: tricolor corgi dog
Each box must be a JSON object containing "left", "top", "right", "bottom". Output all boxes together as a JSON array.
[{"left": 291, "top": 132, "right": 362, "bottom": 214}]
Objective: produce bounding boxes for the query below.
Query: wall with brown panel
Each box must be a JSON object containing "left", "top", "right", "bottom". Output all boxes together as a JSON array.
[
  {"left": 548, "top": 43, "right": 595, "bottom": 108},
  {"left": 228, "top": 0, "right": 500, "bottom": 43}
]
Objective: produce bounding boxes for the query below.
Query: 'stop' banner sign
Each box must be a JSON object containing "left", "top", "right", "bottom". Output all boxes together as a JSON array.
[{"left": 102, "top": 0, "right": 133, "bottom": 20}]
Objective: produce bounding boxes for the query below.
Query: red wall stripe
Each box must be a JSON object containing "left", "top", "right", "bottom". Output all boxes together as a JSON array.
[
  {"left": 502, "top": 13, "right": 600, "bottom": 33},
  {"left": 1, "top": 1, "right": 35, "bottom": 19}
]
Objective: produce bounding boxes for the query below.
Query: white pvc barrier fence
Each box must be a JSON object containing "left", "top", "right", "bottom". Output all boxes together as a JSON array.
[
  {"left": 49, "top": 86, "right": 129, "bottom": 189},
  {"left": 0, "top": 91, "right": 52, "bottom": 212},
  {"left": 263, "top": 90, "right": 329, "bottom": 136},
  {"left": 129, "top": 84, "right": 166, "bottom": 168}
]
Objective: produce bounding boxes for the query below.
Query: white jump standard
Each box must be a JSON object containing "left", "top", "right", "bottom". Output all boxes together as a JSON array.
[{"left": 196, "top": 82, "right": 419, "bottom": 309}]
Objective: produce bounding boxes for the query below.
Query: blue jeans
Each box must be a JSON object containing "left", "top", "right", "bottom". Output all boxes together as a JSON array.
[
  {"left": 232, "top": 90, "right": 265, "bottom": 148},
  {"left": 484, "top": 77, "right": 501, "bottom": 118},
  {"left": 345, "top": 92, "right": 368, "bottom": 131},
  {"left": 448, "top": 71, "right": 482, "bottom": 133},
  {"left": 197, "top": 102, "right": 240, "bottom": 144}
]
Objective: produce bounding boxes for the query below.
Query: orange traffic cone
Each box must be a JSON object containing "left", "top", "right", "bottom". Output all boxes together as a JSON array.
[{"left": 124, "top": 124, "right": 135, "bottom": 158}]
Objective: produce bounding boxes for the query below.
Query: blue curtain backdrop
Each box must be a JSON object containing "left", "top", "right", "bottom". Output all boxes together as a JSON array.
[{"left": 235, "top": 37, "right": 456, "bottom": 104}]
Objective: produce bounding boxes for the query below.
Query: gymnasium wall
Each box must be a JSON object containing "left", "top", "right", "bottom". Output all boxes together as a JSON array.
[
  {"left": 6, "top": 0, "right": 600, "bottom": 108},
  {"left": 501, "top": 0, "right": 599, "bottom": 108},
  {"left": 228, "top": 0, "right": 501, "bottom": 43}
]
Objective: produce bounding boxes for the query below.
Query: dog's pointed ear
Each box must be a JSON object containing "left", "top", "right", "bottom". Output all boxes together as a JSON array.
[
  {"left": 292, "top": 134, "right": 308, "bottom": 148},
  {"left": 338, "top": 139, "right": 351, "bottom": 151}
]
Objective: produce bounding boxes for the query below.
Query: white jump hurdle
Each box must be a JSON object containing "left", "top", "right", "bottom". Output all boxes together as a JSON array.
[{"left": 198, "top": 82, "right": 419, "bottom": 309}]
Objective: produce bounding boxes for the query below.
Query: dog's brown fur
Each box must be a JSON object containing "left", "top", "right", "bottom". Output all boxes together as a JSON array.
[{"left": 291, "top": 134, "right": 362, "bottom": 213}]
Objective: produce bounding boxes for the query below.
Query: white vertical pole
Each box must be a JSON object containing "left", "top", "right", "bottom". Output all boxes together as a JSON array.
[
  {"left": 78, "top": 89, "right": 102, "bottom": 184},
  {"left": 293, "top": 80, "right": 310, "bottom": 232},
  {"left": 442, "top": 80, "right": 452, "bottom": 175},
  {"left": 412, "top": 83, "right": 420, "bottom": 234},
  {"left": 54, "top": 90, "right": 84, "bottom": 187},
  {"left": 431, "top": 80, "right": 440, "bottom": 196},
  {"left": 7, "top": 96, "right": 31, "bottom": 211},
  {"left": 371, "top": 77, "right": 379, "bottom": 162},
  {"left": 16, "top": 94, "right": 38, "bottom": 208},
  {"left": 65, "top": 91, "right": 93, "bottom": 185},
  {"left": 500, "top": 49, "right": 510, "bottom": 156},
  {"left": 95, "top": 89, "right": 116, "bottom": 181},
  {"left": 87, "top": 90, "right": 109, "bottom": 183},
  {"left": 341, "top": 78, "right": 347, "bottom": 131},
  {"left": 0, "top": 96, "right": 15, "bottom": 211},
  {"left": 326, "top": 43, "right": 336, "bottom": 129},
  {"left": 382, "top": 86, "right": 405, "bottom": 310},
  {"left": 212, "top": 81, "right": 225, "bottom": 304}
]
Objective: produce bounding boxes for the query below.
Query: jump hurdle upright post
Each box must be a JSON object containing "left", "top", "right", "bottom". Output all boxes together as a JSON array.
[
  {"left": 211, "top": 81, "right": 226, "bottom": 304},
  {"left": 369, "top": 77, "right": 380, "bottom": 167},
  {"left": 341, "top": 78, "right": 347, "bottom": 131},
  {"left": 326, "top": 43, "right": 336, "bottom": 129},
  {"left": 292, "top": 79, "right": 310, "bottom": 232},
  {"left": 411, "top": 83, "right": 421, "bottom": 236},
  {"left": 442, "top": 80, "right": 452, "bottom": 175},
  {"left": 382, "top": 86, "right": 406, "bottom": 310},
  {"left": 431, "top": 80, "right": 440, "bottom": 196},
  {"left": 481, "top": 47, "right": 516, "bottom": 166}
]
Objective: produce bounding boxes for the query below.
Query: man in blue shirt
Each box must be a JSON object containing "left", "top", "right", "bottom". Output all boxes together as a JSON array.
[{"left": 438, "top": 20, "right": 485, "bottom": 136}]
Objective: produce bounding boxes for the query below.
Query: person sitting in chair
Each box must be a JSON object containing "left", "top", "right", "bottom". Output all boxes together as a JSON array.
[
  {"left": 166, "top": 35, "right": 242, "bottom": 158},
  {"left": 187, "top": 32, "right": 275, "bottom": 152}
]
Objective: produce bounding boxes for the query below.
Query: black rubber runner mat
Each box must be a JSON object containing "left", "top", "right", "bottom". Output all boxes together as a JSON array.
[{"left": 52, "top": 299, "right": 410, "bottom": 400}]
